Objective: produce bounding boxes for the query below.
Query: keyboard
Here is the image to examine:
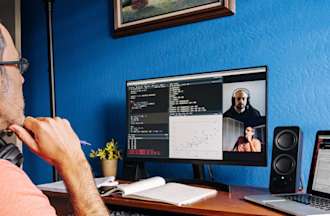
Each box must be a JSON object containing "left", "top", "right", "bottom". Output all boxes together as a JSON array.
[
  {"left": 110, "top": 210, "right": 151, "bottom": 216},
  {"left": 279, "top": 194, "right": 330, "bottom": 211}
]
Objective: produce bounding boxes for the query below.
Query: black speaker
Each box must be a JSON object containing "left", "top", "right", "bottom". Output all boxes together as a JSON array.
[{"left": 269, "top": 126, "right": 302, "bottom": 194}]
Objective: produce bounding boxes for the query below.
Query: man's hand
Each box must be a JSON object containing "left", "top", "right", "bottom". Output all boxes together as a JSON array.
[
  {"left": 10, "top": 117, "right": 110, "bottom": 215},
  {"left": 9, "top": 116, "right": 85, "bottom": 169}
]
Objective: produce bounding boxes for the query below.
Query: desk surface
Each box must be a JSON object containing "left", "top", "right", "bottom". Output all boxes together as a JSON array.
[{"left": 43, "top": 185, "right": 284, "bottom": 216}]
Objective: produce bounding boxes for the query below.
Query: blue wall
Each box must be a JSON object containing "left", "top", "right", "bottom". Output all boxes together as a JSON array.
[{"left": 21, "top": 0, "right": 330, "bottom": 188}]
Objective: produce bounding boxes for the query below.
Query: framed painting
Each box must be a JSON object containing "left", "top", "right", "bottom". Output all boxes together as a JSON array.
[{"left": 113, "top": 0, "right": 235, "bottom": 37}]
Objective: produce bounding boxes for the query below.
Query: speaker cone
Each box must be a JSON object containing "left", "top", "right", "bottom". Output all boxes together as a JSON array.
[
  {"left": 275, "top": 130, "right": 297, "bottom": 151},
  {"left": 273, "top": 154, "right": 296, "bottom": 175}
]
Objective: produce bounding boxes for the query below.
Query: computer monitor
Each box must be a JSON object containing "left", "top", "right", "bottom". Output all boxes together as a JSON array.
[{"left": 126, "top": 66, "right": 267, "bottom": 170}]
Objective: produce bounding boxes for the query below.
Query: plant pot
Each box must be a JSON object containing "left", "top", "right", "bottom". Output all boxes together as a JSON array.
[{"left": 101, "top": 159, "right": 118, "bottom": 177}]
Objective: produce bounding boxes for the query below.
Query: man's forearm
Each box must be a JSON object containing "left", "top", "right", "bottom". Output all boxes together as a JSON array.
[{"left": 58, "top": 158, "right": 109, "bottom": 216}]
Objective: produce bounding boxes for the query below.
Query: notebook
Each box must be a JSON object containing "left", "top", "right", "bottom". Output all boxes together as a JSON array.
[
  {"left": 245, "top": 131, "right": 330, "bottom": 216},
  {"left": 102, "top": 176, "right": 217, "bottom": 206}
]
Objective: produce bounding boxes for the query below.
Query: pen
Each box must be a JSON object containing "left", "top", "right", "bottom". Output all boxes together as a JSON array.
[{"left": 80, "top": 140, "right": 92, "bottom": 146}]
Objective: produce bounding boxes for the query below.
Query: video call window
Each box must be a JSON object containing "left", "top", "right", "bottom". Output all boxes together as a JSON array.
[{"left": 222, "top": 79, "right": 266, "bottom": 153}]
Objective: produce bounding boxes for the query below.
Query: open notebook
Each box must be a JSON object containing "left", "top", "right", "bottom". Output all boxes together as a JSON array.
[{"left": 102, "top": 176, "right": 217, "bottom": 206}]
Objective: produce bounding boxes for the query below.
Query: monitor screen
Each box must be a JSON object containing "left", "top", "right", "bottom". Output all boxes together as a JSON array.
[
  {"left": 126, "top": 66, "right": 267, "bottom": 166},
  {"left": 312, "top": 134, "right": 330, "bottom": 194}
]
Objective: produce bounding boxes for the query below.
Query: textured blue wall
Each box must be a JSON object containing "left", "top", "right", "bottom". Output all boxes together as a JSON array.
[{"left": 21, "top": 0, "right": 330, "bottom": 188}]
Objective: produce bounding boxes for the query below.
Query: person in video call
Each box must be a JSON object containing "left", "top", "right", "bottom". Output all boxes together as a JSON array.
[
  {"left": 232, "top": 127, "right": 261, "bottom": 152},
  {"left": 0, "top": 23, "right": 109, "bottom": 215},
  {"left": 223, "top": 88, "right": 261, "bottom": 127}
]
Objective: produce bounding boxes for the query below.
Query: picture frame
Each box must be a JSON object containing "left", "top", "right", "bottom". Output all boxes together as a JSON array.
[{"left": 113, "top": 0, "right": 235, "bottom": 37}]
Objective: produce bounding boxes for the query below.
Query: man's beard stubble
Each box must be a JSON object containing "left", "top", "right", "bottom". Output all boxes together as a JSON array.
[{"left": 0, "top": 84, "right": 25, "bottom": 130}]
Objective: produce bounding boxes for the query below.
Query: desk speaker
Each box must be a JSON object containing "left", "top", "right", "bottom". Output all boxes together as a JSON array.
[{"left": 269, "top": 126, "right": 302, "bottom": 194}]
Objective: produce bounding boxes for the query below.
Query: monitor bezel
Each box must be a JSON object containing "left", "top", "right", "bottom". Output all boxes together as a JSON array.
[{"left": 125, "top": 65, "right": 268, "bottom": 167}]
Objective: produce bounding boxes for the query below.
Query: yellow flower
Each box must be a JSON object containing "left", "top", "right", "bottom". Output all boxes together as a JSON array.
[{"left": 89, "top": 139, "right": 122, "bottom": 161}]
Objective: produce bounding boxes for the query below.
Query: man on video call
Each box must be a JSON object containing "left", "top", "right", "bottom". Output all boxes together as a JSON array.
[
  {"left": 223, "top": 88, "right": 261, "bottom": 127},
  {"left": 0, "top": 23, "right": 109, "bottom": 215}
]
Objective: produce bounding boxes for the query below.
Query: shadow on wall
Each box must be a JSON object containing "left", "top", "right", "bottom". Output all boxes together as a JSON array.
[
  {"left": 107, "top": 0, "right": 115, "bottom": 37},
  {"left": 101, "top": 100, "right": 126, "bottom": 146},
  {"left": 88, "top": 100, "right": 126, "bottom": 177}
]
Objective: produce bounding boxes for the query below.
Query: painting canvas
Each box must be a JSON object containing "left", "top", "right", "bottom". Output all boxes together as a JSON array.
[
  {"left": 121, "top": 0, "right": 221, "bottom": 24},
  {"left": 114, "top": 0, "right": 235, "bottom": 37}
]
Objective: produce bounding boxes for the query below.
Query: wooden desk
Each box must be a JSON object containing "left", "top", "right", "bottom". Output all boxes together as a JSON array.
[{"left": 43, "top": 186, "right": 284, "bottom": 216}]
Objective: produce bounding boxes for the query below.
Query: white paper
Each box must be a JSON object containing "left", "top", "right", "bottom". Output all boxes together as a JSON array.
[
  {"left": 118, "top": 176, "right": 165, "bottom": 195},
  {"left": 125, "top": 182, "right": 217, "bottom": 206}
]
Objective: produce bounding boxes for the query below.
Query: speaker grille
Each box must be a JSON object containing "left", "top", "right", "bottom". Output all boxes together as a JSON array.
[{"left": 275, "top": 129, "right": 297, "bottom": 151}]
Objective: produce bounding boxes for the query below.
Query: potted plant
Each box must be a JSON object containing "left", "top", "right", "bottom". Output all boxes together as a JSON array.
[{"left": 89, "top": 139, "right": 122, "bottom": 177}]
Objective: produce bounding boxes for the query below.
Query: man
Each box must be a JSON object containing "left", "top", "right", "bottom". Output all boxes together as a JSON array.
[
  {"left": 0, "top": 23, "right": 109, "bottom": 215},
  {"left": 223, "top": 88, "right": 261, "bottom": 127}
]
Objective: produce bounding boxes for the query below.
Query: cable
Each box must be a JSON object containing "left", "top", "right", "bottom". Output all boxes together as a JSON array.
[
  {"left": 207, "top": 164, "right": 215, "bottom": 182},
  {"left": 298, "top": 176, "right": 304, "bottom": 192}
]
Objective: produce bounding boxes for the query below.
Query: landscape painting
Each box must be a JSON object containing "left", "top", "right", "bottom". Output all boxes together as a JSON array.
[
  {"left": 113, "top": 0, "right": 235, "bottom": 37},
  {"left": 121, "top": 0, "right": 221, "bottom": 24}
]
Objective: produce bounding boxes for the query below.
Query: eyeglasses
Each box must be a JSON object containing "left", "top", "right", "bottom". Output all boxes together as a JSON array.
[{"left": 0, "top": 58, "right": 29, "bottom": 75}]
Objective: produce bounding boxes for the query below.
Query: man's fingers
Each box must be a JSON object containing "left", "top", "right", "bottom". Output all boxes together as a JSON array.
[
  {"left": 23, "top": 116, "right": 42, "bottom": 133},
  {"left": 9, "top": 124, "right": 39, "bottom": 153}
]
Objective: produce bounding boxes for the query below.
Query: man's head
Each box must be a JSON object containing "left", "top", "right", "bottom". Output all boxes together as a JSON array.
[
  {"left": 0, "top": 23, "right": 25, "bottom": 130},
  {"left": 232, "top": 88, "right": 249, "bottom": 113}
]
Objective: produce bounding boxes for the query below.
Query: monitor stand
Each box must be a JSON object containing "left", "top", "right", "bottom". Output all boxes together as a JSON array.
[
  {"left": 168, "top": 164, "right": 229, "bottom": 192},
  {"left": 123, "top": 161, "right": 148, "bottom": 181}
]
